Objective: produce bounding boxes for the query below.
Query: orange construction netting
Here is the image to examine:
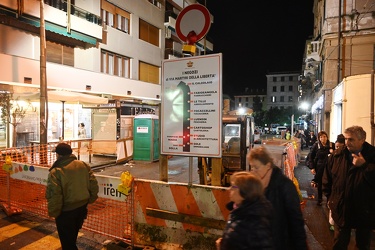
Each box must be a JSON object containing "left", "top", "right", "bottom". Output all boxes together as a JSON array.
[{"left": 0, "top": 143, "right": 134, "bottom": 244}]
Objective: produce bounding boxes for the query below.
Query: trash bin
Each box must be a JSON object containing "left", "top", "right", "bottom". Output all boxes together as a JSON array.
[{"left": 133, "top": 114, "right": 159, "bottom": 161}]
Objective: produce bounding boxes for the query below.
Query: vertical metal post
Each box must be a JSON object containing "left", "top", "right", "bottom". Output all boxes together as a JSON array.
[
  {"left": 188, "top": 157, "right": 193, "bottom": 185},
  {"left": 371, "top": 70, "right": 374, "bottom": 145},
  {"left": 67, "top": 0, "right": 71, "bottom": 33},
  {"left": 61, "top": 101, "right": 65, "bottom": 139},
  {"left": 40, "top": 0, "right": 48, "bottom": 144}
]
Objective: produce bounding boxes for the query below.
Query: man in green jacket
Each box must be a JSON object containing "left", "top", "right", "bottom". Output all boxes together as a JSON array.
[{"left": 45, "top": 143, "right": 99, "bottom": 250}]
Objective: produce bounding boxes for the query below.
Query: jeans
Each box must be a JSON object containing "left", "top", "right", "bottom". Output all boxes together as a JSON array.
[{"left": 55, "top": 204, "right": 88, "bottom": 250}]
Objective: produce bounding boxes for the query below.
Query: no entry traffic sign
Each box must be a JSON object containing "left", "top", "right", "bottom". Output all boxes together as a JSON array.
[{"left": 175, "top": 4, "right": 211, "bottom": 44}]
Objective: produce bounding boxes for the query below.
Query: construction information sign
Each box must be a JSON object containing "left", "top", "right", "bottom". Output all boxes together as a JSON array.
[{"left": 161, "top": 53, "right": 222, "bottom": 157}]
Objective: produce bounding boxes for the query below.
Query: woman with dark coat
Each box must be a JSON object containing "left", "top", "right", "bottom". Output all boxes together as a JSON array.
[
  {"left": 307, "top": 130, "right": 333, "bottom": 205},
  {"left": 248, "top": 146, "right": 307, "bottom": 250},
  {"left": 216, "top": 171, "right": 274, "bottom": 250}
]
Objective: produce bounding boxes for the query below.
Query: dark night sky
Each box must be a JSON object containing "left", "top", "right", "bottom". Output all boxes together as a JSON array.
[{"left": 202, "top": 1, "right": 315, "bottom": 97}]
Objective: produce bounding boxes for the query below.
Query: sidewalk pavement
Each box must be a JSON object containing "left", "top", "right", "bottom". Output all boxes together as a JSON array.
[{"left": 295, "top": 148, "right": 329, "bottom": 249}]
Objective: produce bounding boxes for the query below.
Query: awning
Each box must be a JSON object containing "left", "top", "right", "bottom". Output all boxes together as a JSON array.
[
  {"left": 20, "top": 16, "right": 97, "bottom": 45},
  {"left": 47, "top": 90, "right": 108, "bottom": 104},
  {"left": 14, "top": 90, "right": 108, "bottom": 105},
  {"left": 0, "top": 9, "right": 97, "bottom": 47}
]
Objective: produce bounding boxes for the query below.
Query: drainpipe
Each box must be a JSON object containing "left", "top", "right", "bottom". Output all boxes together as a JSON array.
[
  {"left": 337, "top": 0, "right": 341, "bottom": 84},
  {"left": 371, "top": 70, "right": 374, "bottom": 145}
]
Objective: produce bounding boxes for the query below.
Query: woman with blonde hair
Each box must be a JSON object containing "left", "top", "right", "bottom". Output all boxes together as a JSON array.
[{"left": 216, "top": 171, "right": 274, "bottom": 249}]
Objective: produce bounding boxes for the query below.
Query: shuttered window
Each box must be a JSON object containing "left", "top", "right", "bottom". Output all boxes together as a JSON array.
[
  {"left": 46, "top": 41, "right": 74, "bottom": 66},
  {"left": 139, "top": 61, "right": 159, "bottom": 84},
  {"left": 139, "top": 19, "right": 159, "bottom": 47}
]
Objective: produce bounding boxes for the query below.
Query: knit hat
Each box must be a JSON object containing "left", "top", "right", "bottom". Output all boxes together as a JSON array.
[
  {"left": 336, "top": 134, "right": 345, "bottom": 144},
  {"left": 55, "top": 143, "right": 72, "bottom": 155}
]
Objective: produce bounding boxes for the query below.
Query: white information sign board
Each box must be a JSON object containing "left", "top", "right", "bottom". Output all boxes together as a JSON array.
[{"left": 161, "top": 54, "right": 222, "bottom": 157}]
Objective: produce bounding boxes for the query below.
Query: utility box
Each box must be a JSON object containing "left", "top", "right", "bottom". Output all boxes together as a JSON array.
[{"left": 133, "top": 114, "right": 159, "bottom": 161}]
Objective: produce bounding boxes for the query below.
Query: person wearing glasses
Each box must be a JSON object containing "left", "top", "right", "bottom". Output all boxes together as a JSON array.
[
  {"left": 215, "top": 171, "right": 274, "bottom": 250},
  {"left": 248, "top": 146, "right": 307, "bottom": 250}
]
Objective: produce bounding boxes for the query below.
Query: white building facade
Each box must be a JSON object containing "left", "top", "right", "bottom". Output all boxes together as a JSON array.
[
  {"left": 0, "top": 0, "right": 213, "bottom": 147},
  {"left": 266, "top": 72, "right": 300, "bottom": 110}
]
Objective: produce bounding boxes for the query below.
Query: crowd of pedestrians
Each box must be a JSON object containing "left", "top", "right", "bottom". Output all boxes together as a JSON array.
[
  {"left": 45, "top": 125, "right": 375, "bottom": 250},
  {"left": 218, "top": 125, "right": 375, "bottom": 250}
]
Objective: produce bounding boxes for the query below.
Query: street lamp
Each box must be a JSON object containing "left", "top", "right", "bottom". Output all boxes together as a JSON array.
[
  {"left": 298, "top": 102, "right": 310, "bottom": 130},
  {"left": 238, "top": 107, "right": 245, "bottom": 115},
  {"left": 299, "top": 102, "right": 309, "bottom": 112}
]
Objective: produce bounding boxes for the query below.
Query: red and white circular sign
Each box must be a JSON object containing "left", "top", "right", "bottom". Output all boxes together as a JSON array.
[{"left": 175, "top": 4, "right": 211, "bottom": 43}]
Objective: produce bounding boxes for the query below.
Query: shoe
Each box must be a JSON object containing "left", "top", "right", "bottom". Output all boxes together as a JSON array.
[
  {"left": 329, "top": 225, "right": 334, "bottom": 231},
  {"left": 317, "top": 200, "right": 322, "bottom": 206},
  {"left": 310, "top": 180, "right": 317, "bottom": 188}
]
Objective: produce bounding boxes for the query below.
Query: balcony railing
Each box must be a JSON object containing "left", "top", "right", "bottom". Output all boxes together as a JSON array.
[{"left": 44, "top": 0, "right": 101, "bottom": 26}]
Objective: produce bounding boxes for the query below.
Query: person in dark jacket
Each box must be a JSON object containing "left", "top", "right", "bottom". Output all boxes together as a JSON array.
[
  {"left": 323, "top": 133, "right": 346, "bottom": 231},
  {"left": 307, "top": 130, "right": 333, "bottom": 206},
  {"left": 247, "top": 146, "right": 307, "bottom": 250},
  {"left": 307, "top": 130, "right": 317, "bottom": 148},
  {"left": 45, "top": 143, "right": 99, "bottom": 250},
  {"left": 322, "top": 126, "right": 375, "bottom": 250},
  {"left": 216, "top": 171, "right": 274, "bottom": 250}
]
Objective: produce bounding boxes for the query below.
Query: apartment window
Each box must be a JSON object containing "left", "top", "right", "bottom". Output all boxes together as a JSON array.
[
  {"left": 238, "top": 97, "right": 242, "bottom": 102},
  {"left": 139, "top": 19, "right": 159, "bottom": 47},
  {"left": 280, "top": 96, "right": 284, "bottom": 102},
  {"left": 289, "top": 85, "right": 293, "bottom": 91},
  {"left": 271, "top": 96, "right": 276, "bottom": 103},
  {"left": 280, "top": 86, "right": 285, "bottom": 92},
  {"left": 102, "top": 11, "right": 114, "bottom": 27},
  {"left": 288, "top": 96, "right": 293, "bottom": 102},
  {"left": 102, "top": 0, "right": 130, "bottom": 34},
  {"left": 289, "top": 76, "right": 293, "bottom": 81},
  {"left": 273, "top": 77, "right": 277, "bottom": 82},
  {"left": 148, "top": 0, "right": 161, "bottom": 8},
  {"left": 272, "top": 86, "right": 277, "bottom": 92},
  {"left": 46, "top": 41, "right": 74, "bottom": 66},
  {"left": 139, "top": 61, "right": 159, "bottom": 84},
  {"left": 101, "top": 50, "right": 131, "bottom": 78},
  {"left": 117, "top": 14, "right": 130, "bottom": 33},
  {"left": 281, "top": 76, "right": 285, "bottom": 81}
]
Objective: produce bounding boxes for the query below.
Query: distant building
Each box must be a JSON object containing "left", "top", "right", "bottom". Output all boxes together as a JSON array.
[
  {"left": 234, "top": 88, "right": 267, "bottom": 112},
  {"left": 266, "top": 72, "right": 300, "bottom": 110}
]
